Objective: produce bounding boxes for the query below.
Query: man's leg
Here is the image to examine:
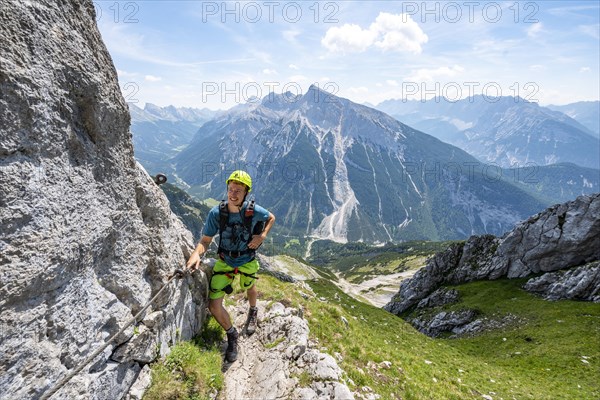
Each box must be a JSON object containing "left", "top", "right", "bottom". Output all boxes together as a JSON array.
[
  {"left": 245, "top": 283, "right": 259, "bottom": 335},
  {"left": 240, "top": 259, "right": 259, "bottom": 308},
  {"left": 247, "top": 283, "right": 257, "bottom": 308},
  {"left": 208, "top": 297, "right": 233, "bottom": 330},
  {"left": 240, "top": 259, "right": 260, "bottom": 335},
  {"left": 209, "top": 297, "right": 238, "bottom": 362}
]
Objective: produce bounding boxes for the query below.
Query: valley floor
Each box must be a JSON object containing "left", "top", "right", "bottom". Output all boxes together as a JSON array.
[{"left": 333, "top": 270, "right": 418, "bottom": 307}]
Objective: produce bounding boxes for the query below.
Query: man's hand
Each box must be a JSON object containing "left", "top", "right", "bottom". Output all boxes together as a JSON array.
[
  {"left": 187, "top": 236, "right": 213, "bottom": 271},
  {"left": 248, "top": 234, "right": 265, "bottom": 249},
  {"left": 186, "top": 251, "right": 202, "bottom": 271}
]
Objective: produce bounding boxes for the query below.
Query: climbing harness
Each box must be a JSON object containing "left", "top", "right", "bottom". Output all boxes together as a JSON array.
[
  {"left": 39, "top": 268, "right": 187, "bottom": 400},
  {"left": 211, "top": 266, "right": 259, "bottom": 294}
]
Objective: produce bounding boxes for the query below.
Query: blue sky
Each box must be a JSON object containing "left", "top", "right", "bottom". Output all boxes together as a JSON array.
[{"left": 96, "top": 1, "right": 600, "bottom": 110}]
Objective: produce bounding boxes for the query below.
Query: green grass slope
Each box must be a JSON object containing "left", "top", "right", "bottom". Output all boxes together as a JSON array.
[
  {"left": 143, "top": 270, "right": 599, "bottom": 400},
  {"left": 270, "top": 274, "right": 599, "bottom": 399}
]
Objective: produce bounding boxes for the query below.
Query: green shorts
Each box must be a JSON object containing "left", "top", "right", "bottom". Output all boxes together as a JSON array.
[{"left": 209, "top": 258, "right": 260, "bottom": 299}]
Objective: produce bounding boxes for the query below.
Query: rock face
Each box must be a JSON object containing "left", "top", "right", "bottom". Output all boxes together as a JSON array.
[
  {"left": 523, "top": 261, "right": 600, "bottom": 302},
  {"left": 385, "top": 193, "right": 600, "bottom": 315},
  {"left": 411, "top": 310, "right": 478, "bottom": 338},
  {"left": 0, "top": 1, "right": 208, "bottom": 399},
  {"left": 223, "top": 300, "right": 354, "bottom": 400},
  {"left": 497, "top": 193, "right": 600, "bottom": 278},
  {"left": 416, "top": 288, "right": 459, "bottom": 309}
]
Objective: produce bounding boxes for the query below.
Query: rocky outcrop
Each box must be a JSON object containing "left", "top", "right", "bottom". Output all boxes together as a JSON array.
[
  {"left": 385, "top": 193, "right": 600, "bottom": 315},
  {"left": 523, "top": 262, "right": 600, "bottom": 302},
  {"left": 223, "top": 300, "right": 354, "bottom": 400},
  {"left": 411, "top": 310, "right": 523, "bottom": 338},
  {"left": 411, "top": 310, "right": 478, "bottom": 337},
  {"left": 0, "top": 1, "right": 208, "bottom": 398},
  {"left": 416, "top": 288, "right": 459, "bottom": 309},
  {"left": 496, "top": 194, "right": 599, "bottom": 278}
]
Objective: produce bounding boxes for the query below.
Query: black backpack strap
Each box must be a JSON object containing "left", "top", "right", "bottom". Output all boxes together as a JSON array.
[
  {"left": 219, "top": 200, "right": 229, "bottom": 234},
  {"left": 218, "top": 200, "right": 228, "bottom": 254},
  {"left": 244, "top": 198, "right": 266, "bottom": 249},
  {"left": 243, "top": 199, "right": 255, "bottom": 240}
]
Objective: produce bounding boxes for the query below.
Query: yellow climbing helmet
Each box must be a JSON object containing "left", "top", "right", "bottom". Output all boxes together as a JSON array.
[{"left": 226, "top": 170, "right": 252, "bottom": 192}]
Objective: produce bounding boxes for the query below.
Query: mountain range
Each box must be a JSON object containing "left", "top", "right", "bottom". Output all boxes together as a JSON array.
[
  {"left": 129, "top": 90, "right": 598, "bottom": 244},
  {"left": 375, "top": 97, "right": 600, "bottom": 169},
  {"left": 172, "top": 86, "right": 558, "bottom": 243},
  {"left": 547, "top": 100, "right": 600, "bottom": 137},
  {"left": 128, "top": 103, "right": 216, "bottom": 174}
]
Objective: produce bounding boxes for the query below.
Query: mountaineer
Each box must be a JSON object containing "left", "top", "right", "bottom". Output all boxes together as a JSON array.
[{"left": 186, "top": 170, "right": 275, "bottom": 362}]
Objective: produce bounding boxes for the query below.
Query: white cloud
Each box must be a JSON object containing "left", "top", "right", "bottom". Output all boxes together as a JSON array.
[
  {"left": 529, "top": 64, "right": 546, "bottom": 71},
  {"left": 283, "top": 30, "right": 301, "bottom": 43},
  {"left": 145, "top": 75, "right": 162, "bottom": 82},
  {"left": 527, "top": 22, "right": 544, "bottom": 38},
  {"left": 321, "top": 24, "right": 377, "bottom": 53},
  {"left": 386, "top": 79, "right": 399, "bottom": 86},
  {"left": 406, "top": 65, "right": 465, "bottom": 82},
  {"left": 579, "top": 67, "right": 591, "bottom": 73},
  {"left": 371, "top": 13, "right": 428, "bottom": 53},
  {"left": 579, "top": 24, "right": 600, "bottom": 40},
  {"left": 321, "top": 13, "right": 427, "bottom": 54},
  {"left": 289, "top": 64, "right": 300, "bottom": 70},
  {"left": 263, "top": 69, "right": 277, "bottom": 75}
]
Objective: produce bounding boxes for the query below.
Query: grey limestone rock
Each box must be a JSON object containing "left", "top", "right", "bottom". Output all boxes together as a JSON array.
[
  {"left": 416, "top": 287, "right": 460, "bottom": 309},
  {"left": 523, "top": 261, "right": 600, "bottom": 302},
  {"left": 0, "top": 1, "right": 208, "bottom": 398},
  {"left": 411, "top": 309, "right": 478, "bottom": 337},
  {"left": 125, "top": 364, "right": 152, "bottom": 400},
  {"left": 384, "top": 243, "right": 463, "bottom": 315},
  {"left": 221, "top": 299, "right": 354, "bottom": 400},
  {"left": 497, "top": 194, "right": 600, "bottom": 278},
  {"left": 385, "top": 193, "right": 600, "bottom": 315},
  {"left": 449, "top": 313, "right": 522, "bottom": 337}
]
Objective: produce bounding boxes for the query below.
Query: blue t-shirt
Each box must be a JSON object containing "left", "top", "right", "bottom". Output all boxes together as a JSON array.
[{"left": 203, "top": 201, "right": 270, "bottom": 267}]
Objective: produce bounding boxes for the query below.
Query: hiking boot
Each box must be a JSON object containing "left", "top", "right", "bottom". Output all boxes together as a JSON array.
[
  {"left": 246, "top": 306, "right": 258, "bottom": 335},
  {"left": 225, "top": 327, "right": 238, "bottom": 362}
]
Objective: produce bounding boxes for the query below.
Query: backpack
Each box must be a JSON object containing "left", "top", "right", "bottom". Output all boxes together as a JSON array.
[{"left": 217, "top": 198, "right": 265, "bottom": 258}]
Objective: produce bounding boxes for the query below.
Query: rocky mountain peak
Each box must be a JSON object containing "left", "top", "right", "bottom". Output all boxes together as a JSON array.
[
  {"left": 376, "top": 95, "right": 600, "bottom": 169},
  {"left": 260, "top": 90, "right": 299, "bottom": 111},
  {"left": 175, "top": 85, "right": 553, "bottom": 243}
]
